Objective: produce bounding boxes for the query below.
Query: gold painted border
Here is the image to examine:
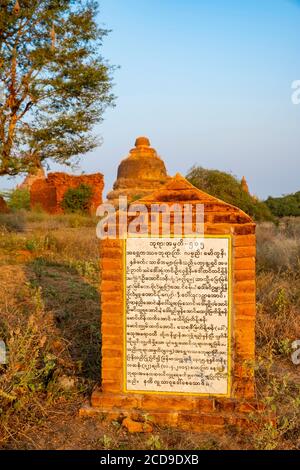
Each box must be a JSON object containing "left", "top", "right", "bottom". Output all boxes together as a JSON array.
[{"left": 123, "top": 234, "right": 232, "bottom": 398}]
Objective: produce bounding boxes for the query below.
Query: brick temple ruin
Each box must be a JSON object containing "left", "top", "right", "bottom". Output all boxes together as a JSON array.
[{"left": 30, "top": 172, "right": 104, "bottom": 215}]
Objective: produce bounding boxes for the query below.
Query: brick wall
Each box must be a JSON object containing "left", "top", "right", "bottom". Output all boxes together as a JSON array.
[{"left": 30, "top": 172, "right": 104, "bottom": 215}]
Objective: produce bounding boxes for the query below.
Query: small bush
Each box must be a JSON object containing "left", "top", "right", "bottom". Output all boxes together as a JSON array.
[
  {"left": 2, "top": 188, "right": 30, "bottom": 211},
  {"left": 61, "top": 184, "right": 93, "bottom": 214}
]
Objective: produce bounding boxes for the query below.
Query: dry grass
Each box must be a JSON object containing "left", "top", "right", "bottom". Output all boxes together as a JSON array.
[
  {"left": 0, "top": 212, "right": 299, "bottom": 449},
  {"left": 256, "top": 219, "right": 300, "bottom": 272}
]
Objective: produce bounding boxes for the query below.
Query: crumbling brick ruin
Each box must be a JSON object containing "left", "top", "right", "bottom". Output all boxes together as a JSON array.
[{"left": 30, "top": 172, "right": 104, "bottom": 215}]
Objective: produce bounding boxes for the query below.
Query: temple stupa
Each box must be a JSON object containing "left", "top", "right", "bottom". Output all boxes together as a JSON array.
[
  {"left": 241, "top": 176, "right": 250, "bottom": 194},
  {"left": 106, "top": 137, "right": 170, "bottom": 206}
]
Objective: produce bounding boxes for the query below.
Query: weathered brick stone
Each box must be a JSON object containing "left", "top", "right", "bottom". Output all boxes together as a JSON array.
[
  {"left": 234, "top": 291, "right": 256, "bottom": 304},
  {"left": 141, "top": 395, "right": 197, "bottom": 412},
  {"left": 102, "top": 259, "right": 123, "bottom": 271},
  {"left": 233, "top": 258, "right": 255, "bottom": 271},
  {"left": 101, "top": 292, "right": 123, "bottom": 304},
  {"left": 233, "top": 235, "right": 256, "bottom": 247},
  {"left": 102, "top": 357, "right": 122, "bottom": 370},
  {"left": 101, "top": 368, "right": 122, "bottom": 381},
  {"left": 235, "top": 303, "right": 256, "bottom": 318},
  {"left": 91, "top": 391, "right": 141, "bottom": 409},
  {"left": 234, "top": 280, "right": 256, "bottom": 293},
  {"left": 101, "top": 281, "right": 123, "bottom": 292},
  {"left": 234, "top": 270, "right": 255, "bottom": 282},
  {"left": 235, "top": 246, "right": 256, "bottom": 258},
  {"left": 102, "top": 325, "right": 122, "bottom": 336}
]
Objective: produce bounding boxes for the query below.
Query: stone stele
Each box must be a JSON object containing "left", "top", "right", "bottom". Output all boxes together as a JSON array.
[
  {"left": 106, "top": 136, "right": 170, "bottom": 206},
  {"left": 81, "top": 174, "right": 261, "bottom": 433}
]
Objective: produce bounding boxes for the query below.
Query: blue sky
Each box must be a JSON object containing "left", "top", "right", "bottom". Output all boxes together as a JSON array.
[{"left": 2, "top": 0, "right": 300, "bottom": 199}]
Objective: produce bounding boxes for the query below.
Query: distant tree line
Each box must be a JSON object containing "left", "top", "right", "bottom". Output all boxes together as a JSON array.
[{"left": 265, "top": 192, "right": 300, "bottom": 218}]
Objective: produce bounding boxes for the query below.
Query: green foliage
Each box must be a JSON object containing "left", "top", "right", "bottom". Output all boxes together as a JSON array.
[
  {"left": 265, "top": 192, "right": 300, "bottom": 217},
  {"left": 1, "top": 188, "right": 30, "bottom": 211},
  {"left": 0, "top": 0, "right": 115, "bottom": 176},
  {"left": 186, "top": 166, "right": 274, "bottom": 221},
  {"left": 61, "top": 183, "right": 93, "bottom": 214}
]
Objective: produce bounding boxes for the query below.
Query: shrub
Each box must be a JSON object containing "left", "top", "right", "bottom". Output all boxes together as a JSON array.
[
  {"left": 1, "top": 188, "right": 30, "bottom": 211},
  {"left": 186, "top": 166, "right": 274, "bottom": 221},
  {"left": 61, "top": 184, "right": 93, "bottom": 214}
]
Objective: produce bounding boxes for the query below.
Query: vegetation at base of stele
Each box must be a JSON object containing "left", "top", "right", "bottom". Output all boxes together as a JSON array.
[
  {"left": 186, "top": 166, "right": 274, "bottom": 222},
  {"left": 61, "top": 184, "right": 94, "bottom": 214},
  {"left": 0, "top": 209, "right": 299, "bottom": 450},
  {"left": 0, "top": 0, "right": 115, "bottom": 177}
]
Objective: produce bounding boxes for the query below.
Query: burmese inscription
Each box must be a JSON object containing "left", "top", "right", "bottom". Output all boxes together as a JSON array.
[{"left": 125, "top": 237, "right": 231, "bottom": 395}]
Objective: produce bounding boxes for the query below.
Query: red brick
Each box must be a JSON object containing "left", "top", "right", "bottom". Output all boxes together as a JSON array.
[
  {"left": 101, "top": 292, "right": 123, "bottom": 303},
  {"left": 91, "top": 392, "right": 141, "bottom": 409},
  {"left": 101, "top": 303, "right": 123, "bottom": 314},
  {"left": 102, "top": 369, "right": 122, "bottom": 381},
  {"left": 235, "top": 246, "right": 256, "bottom": 258},
  {"left": 234, "top": 270, "right": 255, "bottom": 282},
  {"left": 196, "top": 399, "right": 215, "bottom": 412},
  {"left": 102, "top": 347, "right": 122, "bottom": 358},
  {"left": 141, "top": 395, "right": 196, "bottom": 412},
  {"left": 201, "top": 414, "right": 225, "bottom": 426},
  {"left": 101, "top": 281, "right": 123, "bottom": 292},
  {"left": 101, "top": 248, "right": 123, "bottom": 259},
  {"left": 234, "top": 280, "right": 256, "bottom": 294},
  {"left": 233, "top": 235, "right": 256, "bottom": 247},
  {"left": 235, "top": 304, "right": 256, "bottom": 318},
  {"left": 102, "top": 336, "right": 123, "bottom": 347},
  {"left": 101, "top": 314, "right": 123, "bottom": 327},
  {"left": 234, "top": 292, "right": 255, "bottom": 304},
  {"left": 102, "top": 324, "right": 122, "bottom": 336},
  {"left": 101, "top": 271, "right": 123, "bottom": 282},
  {"left": 234, "top": 258, "right": 255, "bottom": 270},
  {"left": 102, "top": 259, "right": 123, "bottom": 271},
  {"left": 101, "top": 382, "right": 122, "bottom": 393},
  {"left": 102, "top": 357, "right": 122, "bottom": 369}
]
